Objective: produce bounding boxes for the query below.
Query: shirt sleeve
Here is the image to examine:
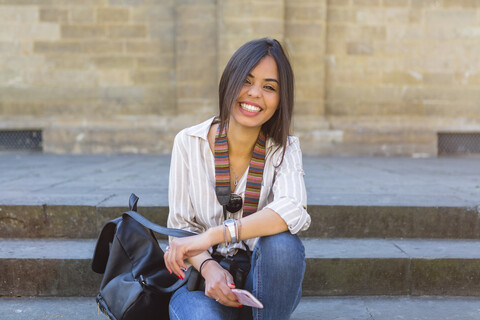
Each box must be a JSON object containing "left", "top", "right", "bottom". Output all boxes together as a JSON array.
[
  {"left": 167, "top": 130, "right": 204, "bottom": 237},
  {"left": 264, "top": 137, "right": 311, "bottom": 234}
]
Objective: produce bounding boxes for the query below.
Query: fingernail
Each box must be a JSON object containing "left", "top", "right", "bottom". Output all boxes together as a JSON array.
[
  {"left": 168, "top": 269, "right": 172, "bottom": 274},
  {"left": 177, "top": 275, "right": 183, "bottom": 280},
  {"left": 229, "top": 283, "right": 235, "bottom": 287},
  {"left": 238, "top": 305, "right": 242, "bottom": 308}
]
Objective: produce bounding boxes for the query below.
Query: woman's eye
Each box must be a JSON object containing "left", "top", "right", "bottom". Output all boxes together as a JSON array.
[
  {"left": 244, "top": 79, "right": 251, "bottom": 85},
  {"left": 265, "top": 85, "right": 276, "bottom": 91}
]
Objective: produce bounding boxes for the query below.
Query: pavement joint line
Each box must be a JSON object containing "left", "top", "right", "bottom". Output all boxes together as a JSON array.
[
  {"left": 391, "top": 240, "right": 410, "bottom": 258},
  {"left": 95, "top": 193, "right": 117, "bottom": 207}
]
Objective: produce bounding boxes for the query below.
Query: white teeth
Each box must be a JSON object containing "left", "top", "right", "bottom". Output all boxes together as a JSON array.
[{"left": 240, "top": 103, "right": 261, "bottom": 112}]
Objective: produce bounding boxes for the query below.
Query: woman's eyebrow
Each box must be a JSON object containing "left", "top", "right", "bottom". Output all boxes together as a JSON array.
[{"left": 247, "top": 73, "right": 279, "bottom": 84}]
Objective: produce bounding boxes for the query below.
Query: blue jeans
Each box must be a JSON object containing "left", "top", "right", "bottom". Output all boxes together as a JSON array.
[{"left": 169, "top": 231, "right": 306, "bottom": 320}]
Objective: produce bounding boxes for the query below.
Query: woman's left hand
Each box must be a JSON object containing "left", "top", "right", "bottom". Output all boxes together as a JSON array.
[{"left": 164, "top": 232, "right": 213, "bottom": 279}]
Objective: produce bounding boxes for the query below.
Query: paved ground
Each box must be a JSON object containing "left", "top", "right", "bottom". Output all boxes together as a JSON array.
[
  {"left": 2, "top": 296, "right": 480, "bottom": 320},
  {"left": 0, "top": 153, "right": 479, "bottom": 208}
]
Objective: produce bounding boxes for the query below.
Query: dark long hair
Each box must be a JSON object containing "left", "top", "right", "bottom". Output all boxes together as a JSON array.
[{"left": 217, "top": 38, "right": 294, "bottom": 164}]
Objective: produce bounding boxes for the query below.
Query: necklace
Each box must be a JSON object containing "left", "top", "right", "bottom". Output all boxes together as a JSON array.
[
  {"left": 214, "top": 124, "right": 266, "bottom": 216},
  {"left": 230, "top": 165, "right": 238, "bottom": 186}
]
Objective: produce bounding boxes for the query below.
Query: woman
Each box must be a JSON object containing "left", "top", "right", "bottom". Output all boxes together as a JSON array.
[{"left": 165, "top": 38, "right": 311, "bottom": 320}]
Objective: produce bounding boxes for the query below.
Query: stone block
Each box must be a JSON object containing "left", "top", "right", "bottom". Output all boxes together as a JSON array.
[
  {"left": 147, "top": 22, "right": 175, "bottom": 40},
  {"left": 353, "top": 0, "right": 381, "bottom": 6},
  {"left": 384, "top": 8, "right": 410, "bottom": 24},
  {"left": 83, "top": 40, "right": 123, "bottom": 54},
  {"left": 411, "top": 259, "right": 480, "bottom": 296},
  {"left": 346, "top": 41, "right": 373, "bottom": 55},
  {"left": 130, "top": 5, "right": 174, "bottom": 23},
  {"left": 355, "top": 8, "right": 385, "bottom": 24},
  {"left": 176, "top": 37, "right": 215, "bottom": 53},
  {"left": 136, "top": 55, "right": 175, "bottom": 70},
  {"left": 425, "top": 9, "right": 476, "bottom": 25},
  {"left": 39, "top": 8, "right": 68, "bottom": 22},
  {"left": 382, "top": 71, "right": 423, "bottom": 85},
  {"left": 252, "top": 2, "right": 284, "bottom": 20},
  {"left": 294, "top": 68, "right": 325, "bottom": 84},
  {"left": 286, "top": 4, "right": 325, "bottom": 22},
  {"left": 97, "top": 7, "right": 129, "bottom": 22},
  {"left": 93, "top": 56, "right": 135, "bottom": 69},
  {"left": 423, "top": 73, "right": 454, "bottom": 85},
  {"left": 34, "top": 41, "right": 83, "bottom": 54},
  {"left": 0, "top": 5, "right": 38, "bottom": 22},
  {"left": 0, "top": 23, "right": 60, "bottom": 41},
  {"left": 176, "top": 21, "right": 216, "bottom": 38},
  {"left": 384, "top": 0, "right": 409, "bottom": 6},
  {"left": 251, "top": 20, "right": 284, "bottom": 38},
  {"left": 108, "top": 25, "right": 147, "bottom": 38},
  {"left": 327, "top": 0, "right": 349, "bottom": 6},
  {"left": 175, "top": 4, "right": 215, "bottom": 21},
  {"left": 176, "top": 67, "right": 216, "bottom": 84},
  {"left": 327, "top": 23, "right": 387, "bottom": 41},
  {"left": 0, "top": 206, "right": 46, "bottom": 238},
  {"left": 286, "top": 37, "right": 324, "bottom": 54},
  {"left": 327, "top": 8, "right": 356, "bottom": 23},
  {"left": 411, "top": 0, "right": 442, "bottom": 7},
  {"left": 0, "top": 258, "right": 101, "bottom": 297},
  {"left": 98, "top": 70, "right": 130, "bottom": 86},
  {"left": 125, "top": 41, "right": 173, "bottom": 55},
  {"left": 176, "top": 83, "right": 215, "bottom": 100},
  {"left": 423, "top": 101, "right": 479, "bottom": 117},
  {"left": 70, "top": 8, "right": 96, "bottom": 23},
  {"left": 45, "top": 56, "right": 90, "bottom": 70},
  {"left": 25, "top": 70, "right": 98, "bottom": 87},
  {"left": 108, "top": 0, "right": 147, "bottom": 6},
  {"left": 61, "top": 25, "right": 106, "bottom": 39},
  {"left": 131, "top": 70, "right": 172, "bottom": 85},
  {"left": 443, "top": 0, "right": 480, "bottom": 8},
  {"left": 296, "top": 85, "right": 324, "bottom": 101},
  {"left": 44, "top": 205, "right": 98, "bottom": 238},
  {"left": 285, "top": 22, "right": 324, "bottom": 38},
  {"left": 304, "top": 258, "right": 410, "bottom": 296}
]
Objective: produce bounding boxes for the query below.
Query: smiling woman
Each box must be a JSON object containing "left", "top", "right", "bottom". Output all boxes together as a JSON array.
[{"left": 165, "top": 38, "right": 310, "bottom": 320}]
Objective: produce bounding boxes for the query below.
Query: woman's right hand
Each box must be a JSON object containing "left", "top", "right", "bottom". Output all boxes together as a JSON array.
[{"left": 201, "top": 260, "right": 241, "bottom": 308}]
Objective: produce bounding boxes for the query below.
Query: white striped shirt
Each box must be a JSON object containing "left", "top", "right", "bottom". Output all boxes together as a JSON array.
[{"left": 167, "top": 117, "right": 311, "bottom": 256}]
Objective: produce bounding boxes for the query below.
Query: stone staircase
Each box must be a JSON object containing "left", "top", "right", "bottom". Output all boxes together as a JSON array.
[{"left": 1, "top": 154, "right": 480, "bottom": 319}]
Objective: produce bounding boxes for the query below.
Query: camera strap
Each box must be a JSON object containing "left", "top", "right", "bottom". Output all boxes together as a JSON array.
[{"left": 214, "top": 124, "right": 266, "bottom": 217}]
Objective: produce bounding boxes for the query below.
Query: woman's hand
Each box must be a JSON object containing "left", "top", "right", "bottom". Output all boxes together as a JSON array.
[
  {"left": 164, "top": 232, "right": 214, "bottom": 279},
  {"left": 202, "top": 260, "right": 240, "bottom": 308}
]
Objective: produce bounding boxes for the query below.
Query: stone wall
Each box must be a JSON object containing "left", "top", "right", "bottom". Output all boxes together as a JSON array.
[{"left": 0, "top": 0, "right": 479, "bottom": 156}]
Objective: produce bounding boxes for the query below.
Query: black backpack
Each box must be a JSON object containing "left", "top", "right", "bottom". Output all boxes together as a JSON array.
[{"left": 91, "top": 194, "right": 196, "bottom": 320}]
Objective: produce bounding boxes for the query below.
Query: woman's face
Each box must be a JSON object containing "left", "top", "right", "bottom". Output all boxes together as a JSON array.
[{"left": 230, "top": 55, "right": 280, "bottom": 130}]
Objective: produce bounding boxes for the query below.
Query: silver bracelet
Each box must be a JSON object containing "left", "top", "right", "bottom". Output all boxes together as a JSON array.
[
  {"left": 224, "top": 219, "right": 237, "bottom": 244},
  {"left": 223, "top": 224, "right": 228, "bottom": 246}
]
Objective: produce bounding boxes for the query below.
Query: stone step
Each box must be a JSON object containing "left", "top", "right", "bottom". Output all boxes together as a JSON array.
[
  {"left": 2, "top": 238, "right": 480, "bottom": 297},
  {"left": 1, "top": 204, "right": 480, "bottom": 239},
  {"left": 2, "top": 296, "right": 480, "bottom": 320}
]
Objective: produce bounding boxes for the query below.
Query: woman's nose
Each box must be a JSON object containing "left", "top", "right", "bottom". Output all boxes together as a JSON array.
[{"left": 247, "top": 84, "right": 261, "bottom": 97}]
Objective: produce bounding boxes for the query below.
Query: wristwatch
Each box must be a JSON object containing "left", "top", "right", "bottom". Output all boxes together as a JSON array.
[{"left": 223, "top": 219, "right": 238, "bottom": 244}]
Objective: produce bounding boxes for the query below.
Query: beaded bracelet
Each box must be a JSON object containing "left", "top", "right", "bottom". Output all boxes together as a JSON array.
[{"left": 199, "top": 258, "right": 215, "bottom": 276}]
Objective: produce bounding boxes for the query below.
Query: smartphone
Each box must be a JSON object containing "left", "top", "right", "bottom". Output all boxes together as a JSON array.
[{"left": 232, "top": 289, "right": 264, "bottom": 309}]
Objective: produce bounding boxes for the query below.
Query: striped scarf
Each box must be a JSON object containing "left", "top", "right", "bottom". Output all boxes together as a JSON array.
[{"left": 214, "top": 124, "right": 266, "bottom": 216}]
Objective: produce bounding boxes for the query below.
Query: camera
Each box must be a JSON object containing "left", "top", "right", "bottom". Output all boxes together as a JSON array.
[{"left": 187, "top": 250, "right": 251, "bottom": 292}]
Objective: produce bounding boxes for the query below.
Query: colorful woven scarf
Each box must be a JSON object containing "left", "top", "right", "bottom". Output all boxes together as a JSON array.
[{"left": 214, "top": 124, "right": 266, "bottom": 216}]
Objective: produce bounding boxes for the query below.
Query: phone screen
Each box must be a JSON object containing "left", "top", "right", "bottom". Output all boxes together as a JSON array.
[{"left": 232, "top": 289, "right": 264, "bottom": 309}]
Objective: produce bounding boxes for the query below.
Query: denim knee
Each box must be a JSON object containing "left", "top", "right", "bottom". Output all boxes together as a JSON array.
[{"left": 255, "top": 231, "right": 305, "bottom": 268}]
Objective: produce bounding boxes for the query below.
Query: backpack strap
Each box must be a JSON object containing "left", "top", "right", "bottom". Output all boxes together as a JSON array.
[{"left": 92, "top": 193, "right": 197, "bottom": 274}]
